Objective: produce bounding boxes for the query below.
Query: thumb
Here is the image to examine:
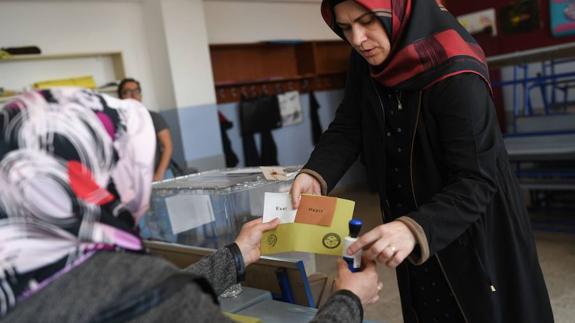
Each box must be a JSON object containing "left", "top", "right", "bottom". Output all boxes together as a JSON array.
[
  {"left": 290, "top": 189, "right": 301, "bottom": 209},
  {"left": 290, "top": 175, "right": 306, "bottom": 208},
  {"left": 261, "top": 217, "right": 280, "bottom": 230}
]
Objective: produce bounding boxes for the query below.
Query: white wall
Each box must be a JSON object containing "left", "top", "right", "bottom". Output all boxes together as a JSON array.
[
  {"left": 0, "top": 1, "right": 162, "bottom": 111},
  {"left": 143, "top": 0, "right": 177, "bottom": 109},
  {"left": 0, "top": 0, "right": 350, "bottom": 172},
  {"left": 163, "top": 0, "right": 216, "bottom": 106},
  {"left": 0, "top": 0, "right": 342, "bottom": 105},
  {"left": 203, "top": 0, "right": 338, "bottom": 44}
]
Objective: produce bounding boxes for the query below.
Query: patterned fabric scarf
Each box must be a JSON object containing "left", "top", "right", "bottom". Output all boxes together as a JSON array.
[
  {"left": 321, "top": 0, "right": 491, "bottom": 91},
  {"left": 0, "top": 88, "right": 155, "bottom": 316}
]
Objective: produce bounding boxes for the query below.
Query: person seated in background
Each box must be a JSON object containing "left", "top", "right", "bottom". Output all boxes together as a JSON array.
[
  {"left": 0, "top": 88, "right": 381, "bottom": 323},
  {"left": 118, "top": 78, "right": 173, "bottom": 181}
]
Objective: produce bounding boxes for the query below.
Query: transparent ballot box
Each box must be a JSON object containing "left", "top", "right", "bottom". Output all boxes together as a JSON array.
[{"left": 139, "top": 167, "right": 297, "bottom": 249}]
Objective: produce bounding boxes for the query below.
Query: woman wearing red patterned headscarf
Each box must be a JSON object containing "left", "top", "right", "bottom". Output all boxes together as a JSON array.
[{"left": 291, "top": 0, "right": 553, "bottom": 322}]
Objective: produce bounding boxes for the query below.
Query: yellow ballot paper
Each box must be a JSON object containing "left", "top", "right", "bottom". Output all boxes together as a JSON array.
[
  {"left": 261, "top": 194, "right": 355, "bottom": 256},
  {"left": 224, "top": 312, "right": 262, "bottom": 323}
]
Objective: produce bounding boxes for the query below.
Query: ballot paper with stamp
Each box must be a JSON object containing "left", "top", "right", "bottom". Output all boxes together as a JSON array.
[{"left": 261, "top": 193, "right": 354, "bottom": 256}]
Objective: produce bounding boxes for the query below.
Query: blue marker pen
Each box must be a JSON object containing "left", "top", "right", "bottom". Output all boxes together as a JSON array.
[{"left": 343, "top": 219, "right": 363, "bottom": 272}]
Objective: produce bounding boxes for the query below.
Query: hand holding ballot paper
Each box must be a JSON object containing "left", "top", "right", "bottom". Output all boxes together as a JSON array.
[
  {"left": 260, "top": 192, "right": 355, "bottom": 256},
  {"left": 260, "top": 192, "right": 383, "bottom": 306}
]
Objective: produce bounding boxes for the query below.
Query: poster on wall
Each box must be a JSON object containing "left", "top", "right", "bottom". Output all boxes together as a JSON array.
[
  {"left": 457, "top": 8, "right": 498, "bottom": 36},
  {"left": 277, "top": 91, "right": 303, "bottom": 126},
  {"left": 550, "top": 0, "right": 575, "bottom": 37},
  {"left": 499, "top": 0, "right": 541, "bottom": 34}
]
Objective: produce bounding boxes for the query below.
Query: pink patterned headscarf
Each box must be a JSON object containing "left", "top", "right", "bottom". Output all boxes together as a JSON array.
[{"left": 0, "top": 88, "right": 155, "bottom": 316}]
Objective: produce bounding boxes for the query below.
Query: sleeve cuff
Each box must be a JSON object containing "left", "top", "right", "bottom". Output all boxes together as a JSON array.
[
  {"left": 396, "top": 216, "right": 430, "bottom": 265},
  {"left": 331, "top": 290, "right": 364, "bottom": 322},
  {"left": 224, "top": 243, "right": 245, "bottom": 282},
  {"left": 299, "top": 168, "right": 328, "bottom": 195},
  {"left": 333, "top": 289, "right": 362, "bottom": 310}
]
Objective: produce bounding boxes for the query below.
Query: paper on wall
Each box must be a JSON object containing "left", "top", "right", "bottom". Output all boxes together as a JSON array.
[
  {"left": 278, "top": 91, "right": 303, "bottom": 126},
  {"left": 165, "top": 194, "right": 215, "bottom": 234},
  {"left": 457, "top": 8, "right": 497, "bottom": 36}
]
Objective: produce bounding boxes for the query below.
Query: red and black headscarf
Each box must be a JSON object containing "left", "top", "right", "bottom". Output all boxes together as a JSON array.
[{"left": 321, "top": 0, "right": 491, "bottom": 91}]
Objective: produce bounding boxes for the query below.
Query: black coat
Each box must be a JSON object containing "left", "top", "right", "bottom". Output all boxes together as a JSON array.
[{"left": 304, "top": 52, "right": 553, "bottom": 323}]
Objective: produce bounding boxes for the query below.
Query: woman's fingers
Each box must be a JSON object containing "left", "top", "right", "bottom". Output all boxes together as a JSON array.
[
  {"left": 386, "top": 249, "right": 408, "bottom": 268},
  {"left": 361, "top": 239, "right": 384, "bottom": 261},
  {"left": 259, "top": 217, "right": 280, "bottom": 230},
  {"left": 290, "top": 173, "right": 321, "bottom": 209},
  {"left": 348, "top": 226, "right": 383, "bottom": 255},
  {"left": 243, "top": 217, "right": 263, "bottom": 228},
  {"left": 375, "top": 244, "right": 396, "bottom": 263},
  {"left": 368, "top": 294, "right": 380, "bottom": 304},
  {"left": 367, "top": 282, "right": 383, "bottom": 304},
  {"left": 290, "top": 184, "right": 302, "bottom": 209},
  {"left": 350, "top": 221, "right": 416, "bottom": 268}
]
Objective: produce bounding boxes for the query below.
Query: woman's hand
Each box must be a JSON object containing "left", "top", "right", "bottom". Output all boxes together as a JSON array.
[
  {"left": 348, "top": 221, "right": 416, "bottom": 268},
  {"left": 334, "top": 257, "right": 382, "bottom": 305},
  {"left": 234, "top": 217, "right": 280, "bottom": 266},
  {"left": 290, "top": 173, "right": 322, "bottom": 209},
  {"left": 153, "top": 171, "right": 165, "bottom": 182}
]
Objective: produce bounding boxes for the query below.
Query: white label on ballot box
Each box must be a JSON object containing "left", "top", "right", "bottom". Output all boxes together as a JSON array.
[{"left": 165, "top": 194, "right": 215, "bottom": 234}]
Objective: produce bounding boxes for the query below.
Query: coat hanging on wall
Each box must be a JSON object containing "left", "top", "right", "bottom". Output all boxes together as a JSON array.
[
  {"left": 309, "top": 91, "right": 323, "bottom": 146},
  {"left": 239, "top": 95, "right": 282, "bottom": 166},
  {"left": 218, "top": 111, "right": 239, "bottom": 167}
]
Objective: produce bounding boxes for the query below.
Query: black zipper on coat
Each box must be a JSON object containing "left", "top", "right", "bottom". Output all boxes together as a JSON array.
[
  {"left": 471, "top": 238, "right": 497, "bottom": 293},
  {"left": 408, "top": 91, "right": 471, "bottom": 323}
]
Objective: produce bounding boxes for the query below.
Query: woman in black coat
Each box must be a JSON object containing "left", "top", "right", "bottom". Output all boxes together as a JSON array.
[{"left": 290, "top": 0, "right": 554, "bottom": 322}]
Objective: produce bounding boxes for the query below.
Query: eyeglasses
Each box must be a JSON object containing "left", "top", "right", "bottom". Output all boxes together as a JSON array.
[{"left": 121, "top": 88, "right": 141, "bottom": 96}]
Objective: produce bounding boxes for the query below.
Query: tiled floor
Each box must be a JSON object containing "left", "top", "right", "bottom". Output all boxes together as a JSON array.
[{"left": 315, "top": 185, "right": 575, "bottom": 323}]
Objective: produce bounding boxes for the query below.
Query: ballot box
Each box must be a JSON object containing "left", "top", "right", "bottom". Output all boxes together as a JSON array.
[{"left": 139, "top": 167, "right": 297, "bottom": 249}]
